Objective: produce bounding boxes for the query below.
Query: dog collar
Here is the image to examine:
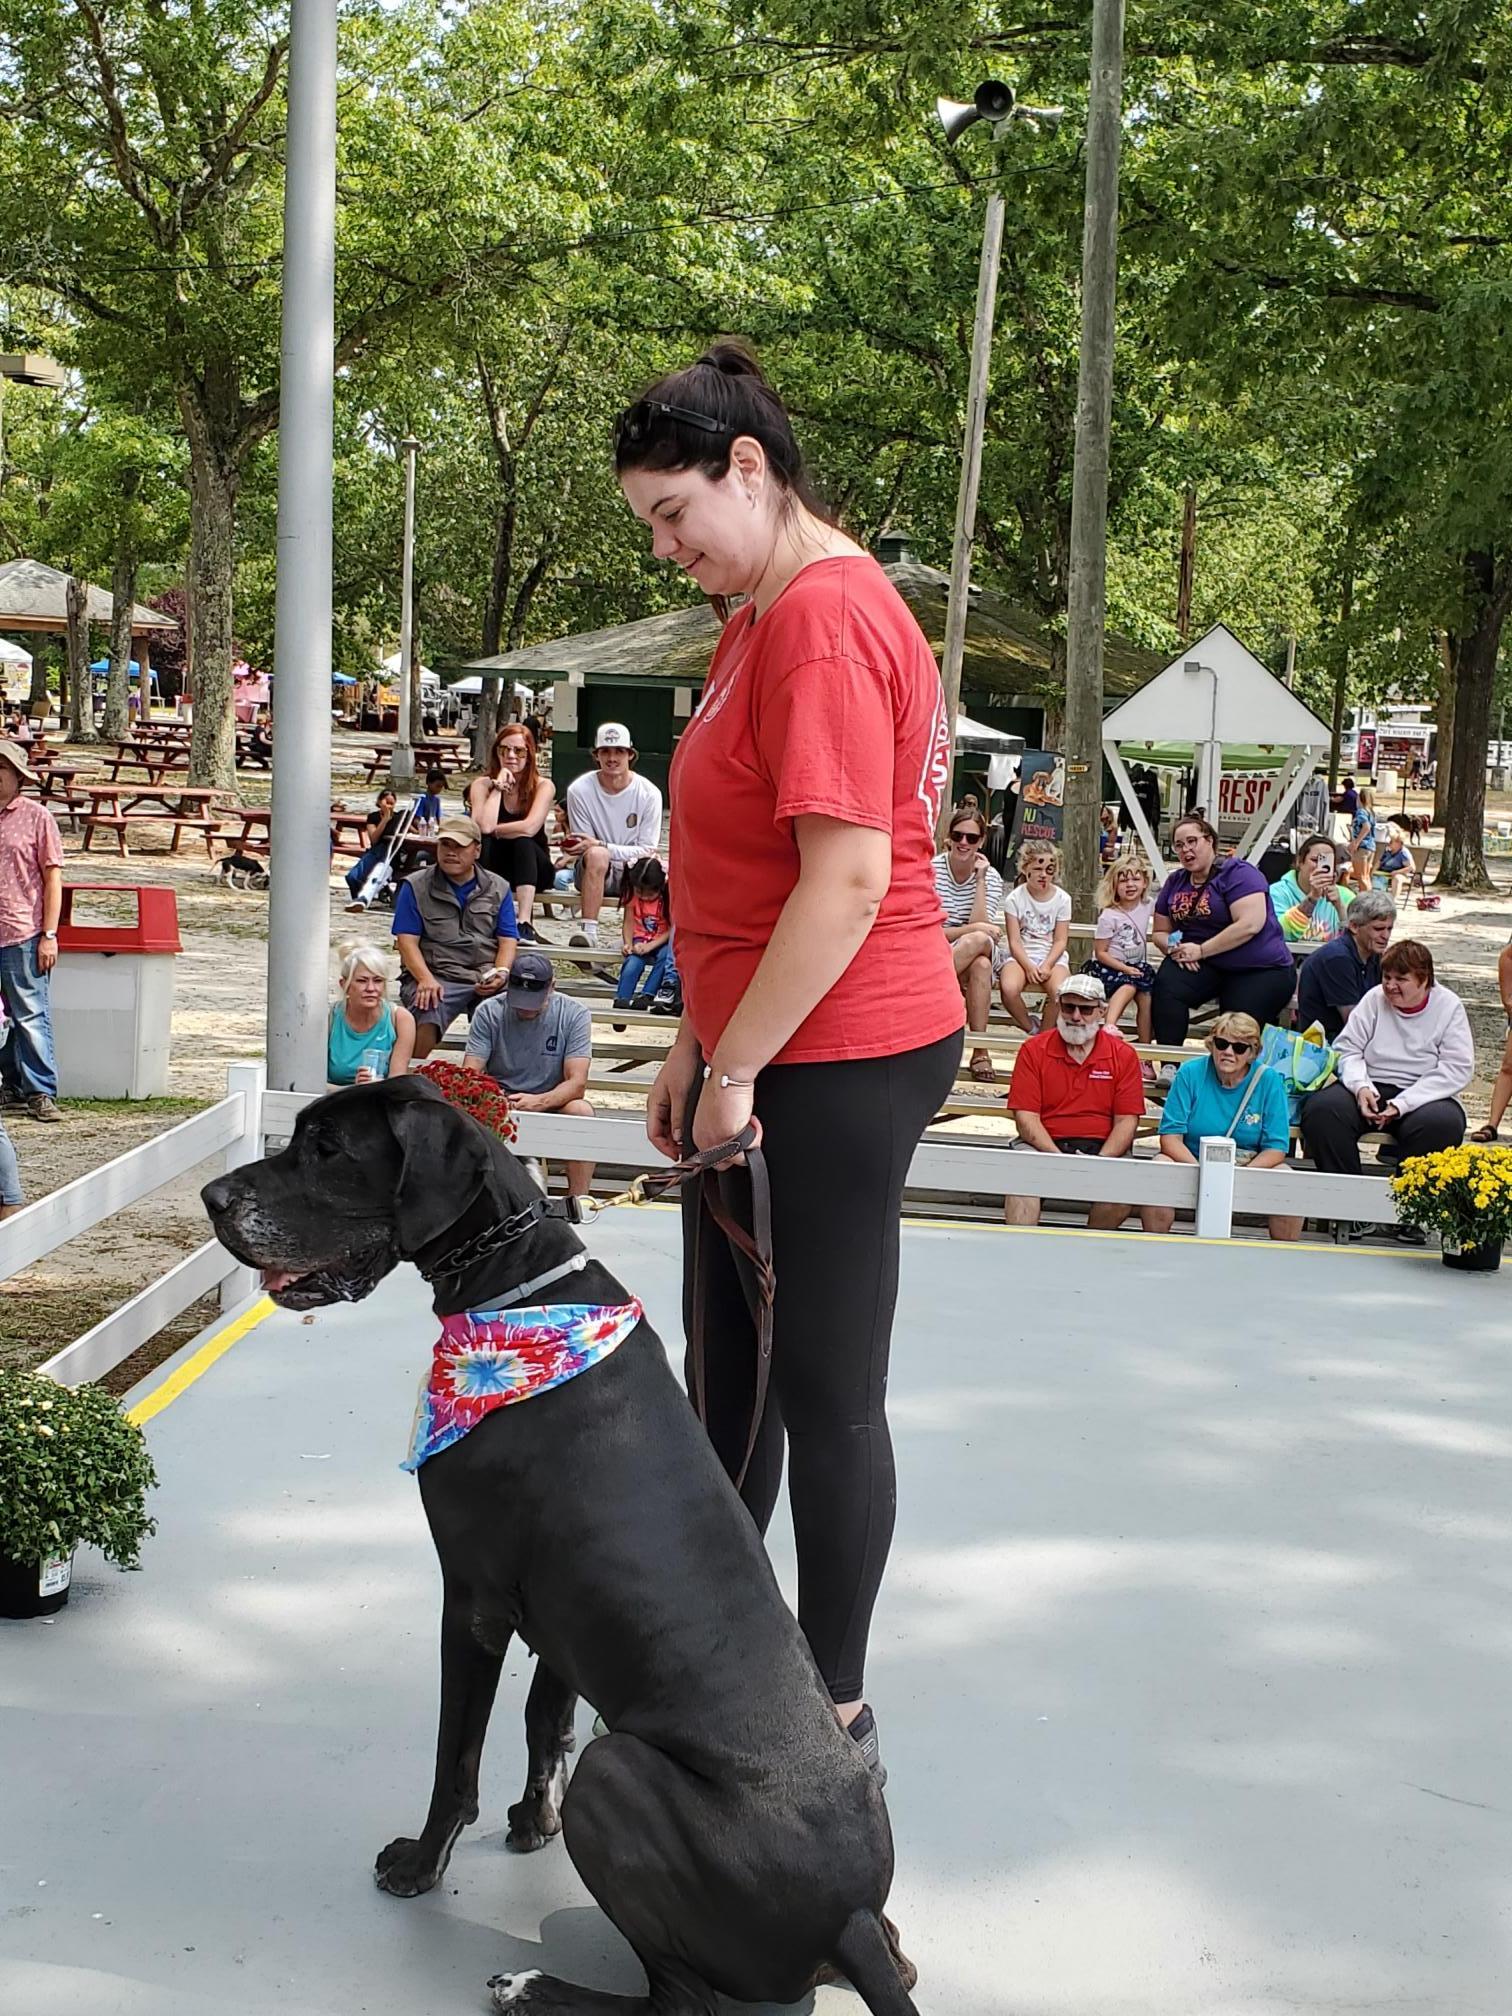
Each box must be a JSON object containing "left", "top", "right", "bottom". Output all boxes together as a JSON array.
[{"left": 402, "top": 1297, "right": 643, "bottom": 1472}]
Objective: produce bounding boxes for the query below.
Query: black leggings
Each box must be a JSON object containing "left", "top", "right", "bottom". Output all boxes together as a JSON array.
[
  {"left": 483, "top": 829, "right": 553, "bottom": 896},
  {"left": 681, "top": 1026, "right": 962, "bottom": 1704},
  {"left": 1151, "top": 957, "right": 1296, "bottom": 1044}
]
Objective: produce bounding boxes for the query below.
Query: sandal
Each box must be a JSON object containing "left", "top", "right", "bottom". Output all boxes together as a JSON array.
[
  {"left": 969, "top": 1052, "right": 997, "bottom": 1084},
  {"left": 1471, "top": 1125, "right": 1501, "bottom": 1143}
]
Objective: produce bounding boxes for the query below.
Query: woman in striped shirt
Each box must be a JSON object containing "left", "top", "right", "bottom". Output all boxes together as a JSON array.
[{"left": 932, "top": 806, "right": 1006, "bottom": 1082}]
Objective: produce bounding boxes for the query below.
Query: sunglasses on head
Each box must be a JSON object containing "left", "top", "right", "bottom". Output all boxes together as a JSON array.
[
  {"left": 615, "top": 398, "right": 728, "bottom": 448},
  {"left": 1212, "top": 1036, "right": 1253, "bottom": 1055}
]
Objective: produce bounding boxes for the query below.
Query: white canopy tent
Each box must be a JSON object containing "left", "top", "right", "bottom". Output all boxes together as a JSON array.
[{"left": 1101, "top": 624, "right": 1330, "bottom": 869}]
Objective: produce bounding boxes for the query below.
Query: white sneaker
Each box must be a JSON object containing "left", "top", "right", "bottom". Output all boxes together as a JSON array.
[{"left": 568, "top": 930, "right": 591, "bottom": 949}]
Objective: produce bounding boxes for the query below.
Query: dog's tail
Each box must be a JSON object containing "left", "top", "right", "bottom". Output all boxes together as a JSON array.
[{"left": 830, "top": 1909, "right": 921, "bottom": 2016}]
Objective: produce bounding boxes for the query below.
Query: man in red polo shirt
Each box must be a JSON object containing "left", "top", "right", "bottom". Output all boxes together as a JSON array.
[{"left": 1005, "top": 971, "right": 1152, "bottom": 1229}]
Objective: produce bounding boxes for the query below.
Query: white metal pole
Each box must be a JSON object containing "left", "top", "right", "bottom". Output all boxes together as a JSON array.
[
  {"left": 937, "top": 190, "right": 1006, "bottom": 843},
  {"left": 266, "top": 0, "right": 336, "bottom": 1095},
  {"left": 390, "top": 435, "right": 418, "bottom": 785}
]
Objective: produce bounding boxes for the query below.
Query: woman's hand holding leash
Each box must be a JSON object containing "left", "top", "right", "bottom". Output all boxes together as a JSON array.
[
  {"left": 693, "top": 1067, "right": 762, "bottom": 1167},
  {"left": 648, "top": 1035, "right": 700, "bottom": 1161}
]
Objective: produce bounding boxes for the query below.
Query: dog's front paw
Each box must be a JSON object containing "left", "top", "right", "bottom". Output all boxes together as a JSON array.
[
  {"left": 374, "top": 1835, "right": 447, "bottom": 1896},
  {"left": 504, "top": 1796, "right": 561, "bottom": 1854}
]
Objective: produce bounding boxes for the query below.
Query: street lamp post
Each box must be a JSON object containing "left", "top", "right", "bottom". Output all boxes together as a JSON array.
[
  {"left": 934, "top": 83, "right": 1063, "bottom": 843},
  {"left": 389, "top": 435, "right": 420, "bottom": 787}
]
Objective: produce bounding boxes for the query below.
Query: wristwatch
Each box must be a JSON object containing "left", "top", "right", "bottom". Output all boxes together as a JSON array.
[{"left": 40, "top": 930, "right": 57, "bottom": 941}]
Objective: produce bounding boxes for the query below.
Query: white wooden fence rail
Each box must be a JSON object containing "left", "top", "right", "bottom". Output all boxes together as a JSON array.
[{"left": 8, "top": 1064, "right": 1398, "bottom": 1392}]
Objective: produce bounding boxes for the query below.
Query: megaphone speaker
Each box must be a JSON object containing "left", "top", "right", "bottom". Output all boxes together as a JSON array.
[
  {"left": 973, "top": 79, "right": 1015, "bottom": 124},
  {"left": 935, "top": 96, "right": 982, "bottom": 145}
]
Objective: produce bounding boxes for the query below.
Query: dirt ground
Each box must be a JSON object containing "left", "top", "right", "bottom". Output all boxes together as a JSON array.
[{"left": 7, "top": 746, "right": 1511, "bottom": 1379}]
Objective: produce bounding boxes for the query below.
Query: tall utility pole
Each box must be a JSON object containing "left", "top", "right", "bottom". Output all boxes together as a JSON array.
[
  {"left": 265, "top": 0, "right": 336, "bottom": 1095},
  {"left": 936, "top": 190, "right": 1005, "bottom": 838},
  {"left": 390, "top": 434, "right": 420, "bottom": 786},
  {"left": 1061, "top": 0, "right": 1126, "bottom": 917},
  {"left": 934, "top": 82, "right": 1063, "bottom": 840}
]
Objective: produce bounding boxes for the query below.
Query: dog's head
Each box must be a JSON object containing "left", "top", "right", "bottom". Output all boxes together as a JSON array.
[{"left": 201, "top": 1077, "right": 551, "bottom": 1310}]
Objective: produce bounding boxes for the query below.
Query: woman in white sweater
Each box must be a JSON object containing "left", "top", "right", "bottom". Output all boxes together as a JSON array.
[{"left": 1301, "top": 940, "right": 1472, "bottom": 1237}]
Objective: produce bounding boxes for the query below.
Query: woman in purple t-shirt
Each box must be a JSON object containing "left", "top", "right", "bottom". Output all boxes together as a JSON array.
[{"left": 1151, "top": 814, "right": 1296, "bottom": 1043}]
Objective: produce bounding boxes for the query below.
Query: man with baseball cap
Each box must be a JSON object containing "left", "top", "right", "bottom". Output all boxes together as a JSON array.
[
  {"left": 562, "top": 722, "right": 664, "bottom": 948},
  {"left": 464, "top": 948, "right": 595, "bottom": 1197},
  {"left": 391, "top": 814, "right": 518, "bottom": 1059},
  {"left": 0, "top": 738, "right": 64, "bottom": 1122},
  {"left": 1004, "top": 972, "right": 1155, "bottom": 1229}
]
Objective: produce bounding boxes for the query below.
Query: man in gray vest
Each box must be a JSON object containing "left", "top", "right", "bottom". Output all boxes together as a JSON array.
[{"left": 392, "top": 815, "right": 518, "bottom": 1059}]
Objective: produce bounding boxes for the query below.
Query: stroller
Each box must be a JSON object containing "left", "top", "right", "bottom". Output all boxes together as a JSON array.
[{"left": 345, "top": 798, "right": 420, "bottom": 912}]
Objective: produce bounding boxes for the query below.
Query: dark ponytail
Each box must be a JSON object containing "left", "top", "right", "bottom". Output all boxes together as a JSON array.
[{"left": 614, "top": 339, "right": 829, "bottom": 520}]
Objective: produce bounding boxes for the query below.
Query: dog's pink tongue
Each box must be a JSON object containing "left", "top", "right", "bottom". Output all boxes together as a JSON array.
[{"left": 261, "top": 1268, "right": 301, "bottom": 1293}]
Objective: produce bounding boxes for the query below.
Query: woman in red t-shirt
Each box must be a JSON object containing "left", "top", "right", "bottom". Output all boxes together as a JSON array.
[{"left": 616, "top": 343, "right": 963, "bottom": 1781}]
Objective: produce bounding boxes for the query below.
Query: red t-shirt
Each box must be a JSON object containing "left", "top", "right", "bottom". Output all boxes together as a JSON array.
[
  {"left": 668, "top": 555, "right": 963, "bottom": 1064},
  {"left": 1009, "top": 1027, "right": 1145, "bottom": 1141}
]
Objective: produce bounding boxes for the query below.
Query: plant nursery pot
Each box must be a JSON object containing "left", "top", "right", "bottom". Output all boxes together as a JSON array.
[
  {"left": 0, "top": 1550, "right": 72, "bottom": 1619},
  {"left": 1441, "top": 1238, "right": 1503, "bottom": 1274}
]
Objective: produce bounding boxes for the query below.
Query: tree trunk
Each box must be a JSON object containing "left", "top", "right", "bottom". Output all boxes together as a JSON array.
[
  {"left": 475, "top": 495, "right": 517, "bottom": 767},
  {"left": 65, "top": 572, "right": 96, "bottom": 742},
  {"left": 1436, "top": 553, "right": 1510, "bottom": 891},
  {"left": 1175, "top": 484, "right": 1196, "bottom": 640},
  {"left": 184, "top": 445, "right": 240, "bottom": 789},
  {"left": 28, "top": 642, "right": 49, "bottom": 712},
  {"left": 103, "top": 475, "right": 140, "bottom": 743},
  {"left": 1433, "top": 632, "right": 1456, "bottom": 830},
  {"left": 1328, "top": 567, "right": 1352, "bottom": 788}
]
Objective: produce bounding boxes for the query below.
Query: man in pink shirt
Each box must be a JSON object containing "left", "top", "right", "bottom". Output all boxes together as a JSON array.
[{"left": 0, "top": 740, "right": 64, "bottom": 1121}]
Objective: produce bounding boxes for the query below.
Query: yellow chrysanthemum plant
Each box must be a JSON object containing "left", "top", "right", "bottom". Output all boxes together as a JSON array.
[{"left": 1391, "top": 1144, "right": 1512, "bottom": 1251}]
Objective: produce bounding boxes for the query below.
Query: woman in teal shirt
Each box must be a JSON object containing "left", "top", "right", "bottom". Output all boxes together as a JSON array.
[
  {"left": 1146, "top": 1011, "right": 1302, "bottom": 1241},
  {"left": 327, "top": 943, "right": 416, "bottom": 1086}
]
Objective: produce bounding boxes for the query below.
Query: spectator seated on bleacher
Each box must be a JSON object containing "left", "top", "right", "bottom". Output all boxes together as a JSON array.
[
  {"left": 1269, "top": 835, "right": 1354, "bottom": 943},
  {"left": 467, "top": 725, "right": 555, "bottom": 941},
  {"left": 1003, "top": 972, "right": 1159, "bottom": 1232},
  {"left": 1301, "top": 941, "right": 1473, "bottom": 1242},
  {"left": 1144, "top": 1012, "right": 1302, "bottom": 1242},
  {"left": 1000, "top": 839, "right": 1072, "bottom": 1034},
  {"left": 327, "top": 942, "right": 415, "bottom": 1087},
  {"left": 1084, "top": 855, "right": 1156, "bottom": 1053},
  {"left": 561, "top": 722, "right": 664, "bottom": 952},
  {"left": 932, "top": 806, "right": 1008, "bottom": 1082},
  {"left": 614, "top": 856, "right": 674, "bottom": 1009},
  {"left": 1151, "top": 815, "right": 1298, "bottom": 1043},
  {"left": 464, "top": 948, "right": 595, "bottom": 1199},
  {"left": 391, "top": 815, "right": 518, "bottom": 1059},
  {"left": 1293, "top": 889, "right": 1395, "bottom": 1041}
]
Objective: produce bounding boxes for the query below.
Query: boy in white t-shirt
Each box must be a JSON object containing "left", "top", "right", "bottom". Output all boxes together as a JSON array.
[
  {"left": 561, "top": 722, "right": 665, "bottom": 946},
  {"left": 1001, "top": 839, "right": 1072, "bottom": 1031}
]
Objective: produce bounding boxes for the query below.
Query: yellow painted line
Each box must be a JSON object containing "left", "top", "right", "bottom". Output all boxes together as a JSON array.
[{"left": 126, "top": 1296, "right": 274, "bottom": 1427}]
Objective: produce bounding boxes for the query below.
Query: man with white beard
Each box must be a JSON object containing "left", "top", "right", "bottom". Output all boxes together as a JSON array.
[{"left": 1004, "top": 972, "right": 1155, "bottom": 1230}]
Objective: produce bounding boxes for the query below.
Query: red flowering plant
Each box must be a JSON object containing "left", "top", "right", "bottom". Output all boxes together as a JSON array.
[{"left": 416, "top": 1058, "right": 519, "bottom": 1144}]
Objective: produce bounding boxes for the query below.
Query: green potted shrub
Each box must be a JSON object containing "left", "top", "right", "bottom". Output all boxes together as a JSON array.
[{"left": 0, "top": 1369, "right": 158, "bottom": 1617}]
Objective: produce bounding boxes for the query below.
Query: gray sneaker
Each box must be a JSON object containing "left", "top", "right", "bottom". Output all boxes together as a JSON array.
[{"left": 26, "top": 1094, "right": 63, "bottom": 1123}]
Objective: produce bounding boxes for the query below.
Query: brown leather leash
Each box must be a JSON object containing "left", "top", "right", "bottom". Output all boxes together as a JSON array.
[{"left": 582, "top": 1124, "right": 774, "bottom": 1491}]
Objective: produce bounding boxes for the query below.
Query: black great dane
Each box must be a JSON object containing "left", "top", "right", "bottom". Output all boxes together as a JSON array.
[{"left": 202, "top": 1076, "right": 920, "bottom": 2016}]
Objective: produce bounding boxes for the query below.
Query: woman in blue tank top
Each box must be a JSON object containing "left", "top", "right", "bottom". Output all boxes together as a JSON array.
[{"left": 327, "top": 943, "right": 416, "bottom": 1086}]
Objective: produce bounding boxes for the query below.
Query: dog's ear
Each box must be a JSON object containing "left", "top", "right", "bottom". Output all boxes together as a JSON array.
[{"left": 386, "top": 1088, "right": 493, "bottom": 1257}]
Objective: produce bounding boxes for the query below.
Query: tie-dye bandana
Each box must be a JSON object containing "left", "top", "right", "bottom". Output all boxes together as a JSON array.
[{"left": 403, "top": 1299, "right": 644, "bottom": 1471}]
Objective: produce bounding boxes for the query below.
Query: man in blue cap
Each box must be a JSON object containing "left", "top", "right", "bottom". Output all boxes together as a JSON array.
[{"left": 463, "top": 948, "right": 595, "bottom": 1197}]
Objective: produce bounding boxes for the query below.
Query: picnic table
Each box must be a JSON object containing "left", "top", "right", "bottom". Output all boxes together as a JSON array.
[
  {"left": 106, "top": 741, "right": 192, "bottom": 784},
  {"left": 329, "top": 808, "right": 436, "bottom": 864},
  {"left": 360, "top": 741, "right": 472, "bottom": 786},
  {"left": 80, "top": 782, "right": 225, "bottom": 858}
]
